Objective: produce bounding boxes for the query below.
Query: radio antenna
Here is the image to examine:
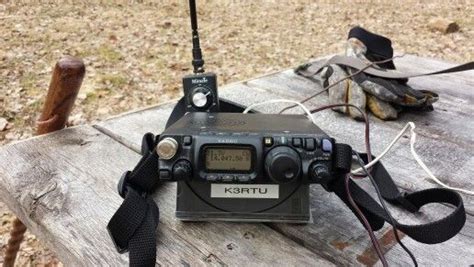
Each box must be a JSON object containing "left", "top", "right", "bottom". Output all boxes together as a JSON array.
[{"left": 189, "top": 0, "right": 205, "bottom": 73}]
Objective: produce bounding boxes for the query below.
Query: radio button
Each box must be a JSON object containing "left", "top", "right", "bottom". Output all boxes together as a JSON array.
[
  {"left": 279, "top": 136, "right": 288, "bottom": 145},
  {"left": 206, "top": 174, "right": 219, "bottom": 181},
  {"left": 237, "top": 175, "right": 251, "bottom": 182},
  {"left": 183, "top": 136, "right": 192, "bottom": 146},
  {"left": 264, "top": 137, "right": 273, "bottom": 147},
  {"left": 172, "top": 160, "right": 192, "bottom": 180},
  {"left": 159, "top": 169, "right": 171, "bottom": 180},
  {"left": 292, "top": 138, "right": 302, "bottom": 147},
  {"left": 310, "top": 163, "right": 331, "bottom": 184},
  {"left": 321, "top": 139, "right": 333, "bottom": 153},
  {"left": 222, "top": 175, "right": 234, "bottom": 182},
  {"left": 305, "top": 138, "right": 315, "bottom": 151}
]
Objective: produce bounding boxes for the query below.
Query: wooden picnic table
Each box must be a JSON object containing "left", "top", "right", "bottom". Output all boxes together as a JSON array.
[{"left": 0, "top": 55, "right": 473, "bottom": 266}]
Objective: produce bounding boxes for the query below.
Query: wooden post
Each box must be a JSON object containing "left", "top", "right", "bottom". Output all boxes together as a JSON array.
[
  {"left": 3, "top": 56, "right": 85, "bottom": 267},
  {"left": 37, "top": 56, "right": 86, "bottom": 134}
]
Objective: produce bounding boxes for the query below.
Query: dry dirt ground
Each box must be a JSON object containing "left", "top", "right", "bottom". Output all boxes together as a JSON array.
[{"left": 0, "top": 0, "right": 473, "bottom": 265}]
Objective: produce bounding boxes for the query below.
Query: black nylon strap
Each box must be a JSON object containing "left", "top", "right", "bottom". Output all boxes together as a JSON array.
[
  {"left": 330, "top": 144, "right": 386, "bottom": 231},
  {"left": 107, "top": 133, "right": 161, "bottom": 266},
  {"left": 165, "top": 97, "right": 187, "bottom": 128},
  {"left": 108, "top": 98, "right": 253, "bottom": 266},
  {"left": 348, "top": 26, "right": 396, "bottom": 70},
  {"left": 331, "top": 176, "right": 386, "bottom": 231},
  {"left": 108, "top": 188, "right": 160, "bottom": 266},
  {"left": 165, "top": 96, "right": 255, "bottom": 128},
  {"left": 127, "top": 134, "right": 160, "bottom": 193},
  {"left": 315, "top": 55, "right": 474, "bottom": 80},
  {"left": 329, "top": 152, "right": 466, "bottom": 244},
  {"left": 108, "top": 188, "right": 150, "bottom": 252},
  {"left": 128, "top": 195, "right": 159, "bottom": 266}
]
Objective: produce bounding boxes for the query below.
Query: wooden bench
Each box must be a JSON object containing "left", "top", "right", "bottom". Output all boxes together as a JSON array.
[{"left": 0, "top": 55, "right": 473, "bottom": 266}]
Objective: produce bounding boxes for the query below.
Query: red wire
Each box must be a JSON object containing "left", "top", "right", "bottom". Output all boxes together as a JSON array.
[
  {"left": 307, "top": 104, "right": 388, "bottom": 267},
  {"left": 277, "top": 55, "right": 407, "bottom": 266}
]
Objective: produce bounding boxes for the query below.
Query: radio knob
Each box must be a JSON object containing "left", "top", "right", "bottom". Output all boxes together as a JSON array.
[
  {"left": 172, "top": 160, "right": 192, "bottom": 181},
  {"left": 156, "top": 137, "right": 178, "bottom": 160},
  {"left": 191, "top": 87, "right": 213, "bottom": 109},
  {"left": 309, "top": 163, "right": 331, "bottom": 184},
  {"left": 265, "top": 146, "right": 301, "bottom": 183}
]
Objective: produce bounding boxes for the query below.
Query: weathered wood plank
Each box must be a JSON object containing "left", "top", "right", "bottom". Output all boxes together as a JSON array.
[
  {"left": 0, "top": 126, "right": 333, "bottom": 266},
  {"left": 95, "top": 102, "right": 177, "bottom": 154},
  {"left": 96, "top": 86, "right": 474, "bottom": 265},
  {"left": 96, "top": 55, "right": 474, "bottom": 265},
  {"left": 272, "top": 181, "right": 474, "bottom": 266},
  {"left": 97, "top": 83, "right": 474, "bottom": 213}
]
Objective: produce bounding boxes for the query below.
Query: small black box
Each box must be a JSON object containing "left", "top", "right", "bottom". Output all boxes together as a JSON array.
[{"left": 182, "top": 72, "right": 219, "bottom": 112}]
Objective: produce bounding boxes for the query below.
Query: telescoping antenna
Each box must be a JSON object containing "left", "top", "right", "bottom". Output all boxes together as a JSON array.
[{"left": 189, "top": 0, "right": 205, "bottom": 73}]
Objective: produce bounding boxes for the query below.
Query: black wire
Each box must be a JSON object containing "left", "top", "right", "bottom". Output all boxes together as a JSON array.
[
  {"left": 352, "top": 151, "right": 418, "bottom": 267},
  {"left": 309, "top": 104, "right": 389, "bottom": 264}
]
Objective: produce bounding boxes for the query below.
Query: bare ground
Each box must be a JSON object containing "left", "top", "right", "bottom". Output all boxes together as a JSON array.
[{"left": 0, "top": 0, "right": 473, "bottom": 265}]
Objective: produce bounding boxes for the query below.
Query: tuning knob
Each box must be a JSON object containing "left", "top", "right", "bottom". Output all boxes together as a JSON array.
[
  {"left": 309, "top": 163, "right": 331, "bottom": 184},
  {"left": 172, "top": 160, "right": 192, "bottom": 181},
  {"left": 265, "top": 146, "right": 301, "bottom": 183},
  {"left": 191, "top": 87, "right": 213, "bottom": 109}
]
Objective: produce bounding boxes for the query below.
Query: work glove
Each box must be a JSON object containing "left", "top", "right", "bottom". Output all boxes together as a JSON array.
[{"left": 297, "top": 26, "right": 438, "bottom": 120}]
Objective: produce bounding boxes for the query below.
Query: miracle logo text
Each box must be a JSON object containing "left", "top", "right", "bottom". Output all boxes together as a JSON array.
[{"left": 191, "top": 77, "right": 208, "bottom": 84}]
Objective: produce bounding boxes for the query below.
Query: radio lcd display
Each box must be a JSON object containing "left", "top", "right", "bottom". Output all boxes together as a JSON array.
[{"left": 205, "top": 147, "right": 252, "bottom": 171}]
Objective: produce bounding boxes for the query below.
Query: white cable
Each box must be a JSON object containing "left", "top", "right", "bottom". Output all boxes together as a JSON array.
[
  {"left": 243, "top": 99, "right": 317, "bottom": 125},
  {"left": 351, "top": 123, "right": 411, "bottom": 174},
  {"left": 244, "top": 99, "right": 473, "bottom": 195},
  {"left": 352, "top": 122, "right": 474, "bottom": 196},
  {"left": 408, "top": 123, "right": 474, "bottom": 195}
]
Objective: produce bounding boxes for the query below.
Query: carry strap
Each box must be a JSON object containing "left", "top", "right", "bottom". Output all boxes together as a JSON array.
[
  {"left": 329, "top": 152, "right": 466, "bottom": 244},
  {"left": 107, "top": 133, "right": 161, "bottom": 266},
  {"left": 306, "top": 55, "right": 474, "bottom": 80},
  {"left": 108, "top": 98, "right": 254, "bottom": 266},
  {"left": 165, "top": 97, "right": 254, "bottom": 128}
]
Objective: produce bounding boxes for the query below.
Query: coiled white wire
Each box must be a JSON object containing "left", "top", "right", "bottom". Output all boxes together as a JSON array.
[
  {"left": 242, "top": 99, "right": 317, "bottom": 125},
  {"left": 352, "top": 122, "right": 474, "bottom": 196}
]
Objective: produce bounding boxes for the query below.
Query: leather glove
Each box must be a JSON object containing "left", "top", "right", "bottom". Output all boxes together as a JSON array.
[{"left": 298, "top": 27, "right": 439, "bottom": 120}]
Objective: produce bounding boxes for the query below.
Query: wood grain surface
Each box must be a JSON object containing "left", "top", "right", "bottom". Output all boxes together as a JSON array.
[
  {"left": 1, "top": 55, "right": 472, "bottom": 266},
  {"left": 96, "top": 55, "right": 474, "bottom": 265},
  {"left": 0, "top": 126, "right": 332, "bottom": 266}
]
